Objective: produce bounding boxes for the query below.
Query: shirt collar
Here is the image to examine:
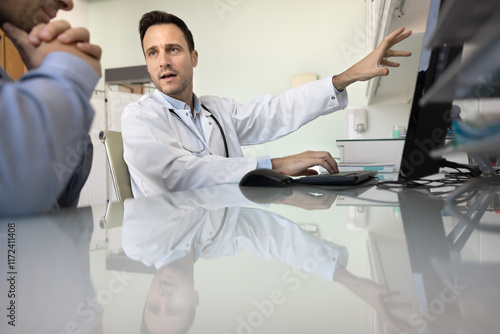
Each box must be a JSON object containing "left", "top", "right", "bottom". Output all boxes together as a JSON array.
[{"left": 162, "top": 93, "right": 201, "bottom": 116}]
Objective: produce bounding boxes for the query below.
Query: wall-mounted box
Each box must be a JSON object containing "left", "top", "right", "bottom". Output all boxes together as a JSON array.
[
  {"left": 336, "top": 139, "right": 405, "bottom": 172},
  {"left": 336, "top": 138, "right": 469, "bottom": 173}
]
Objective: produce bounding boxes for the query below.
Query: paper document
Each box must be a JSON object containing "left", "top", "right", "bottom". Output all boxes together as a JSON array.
[{"left": 337, "top": 162, "right": 395, "bottom": 173}]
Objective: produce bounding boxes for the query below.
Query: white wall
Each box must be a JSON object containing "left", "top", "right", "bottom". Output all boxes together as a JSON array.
[
  {"left": 86, "top": 0, "right": 369, "bottom": 160},
  {"left": 59, "top": 0, "right": 428, "bottom": 160},
  {"left": 59, "top": 1, "right": 441, "bottom": 163},
  {"left": 56, "top": 0, "right": 89, "bottom": 28}
]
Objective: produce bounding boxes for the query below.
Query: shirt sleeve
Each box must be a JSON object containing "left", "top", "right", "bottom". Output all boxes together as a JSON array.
[
  {"left": 256, "top": 155, "right": 272, "bottom": 169},
  {"left": 0, "top": 52, "right": 99, "bottom": 216},
  {"left": 331, "top": 76, "right": 349, "bottom": 109}
]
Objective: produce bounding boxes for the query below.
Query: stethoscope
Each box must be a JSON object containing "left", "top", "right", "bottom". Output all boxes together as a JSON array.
[{"left": 168, "top": 104, "right": 229, "bottom": 158}]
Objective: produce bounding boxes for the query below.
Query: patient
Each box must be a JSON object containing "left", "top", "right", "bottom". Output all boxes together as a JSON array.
[{"left": 0, "top": 0, "right": 101, "bottom": 215}]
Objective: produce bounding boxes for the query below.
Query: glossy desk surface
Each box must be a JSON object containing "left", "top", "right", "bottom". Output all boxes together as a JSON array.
[{"left": 1, "top": 178, "right": 500, "bottom": 334}]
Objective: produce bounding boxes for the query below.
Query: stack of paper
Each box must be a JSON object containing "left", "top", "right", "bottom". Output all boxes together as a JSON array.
[{"left": 338, "top": 162, "right": 396, "bottom": 173}]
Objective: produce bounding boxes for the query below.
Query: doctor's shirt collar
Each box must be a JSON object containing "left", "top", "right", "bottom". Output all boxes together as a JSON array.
[{"left": 161, "top": 92, "right": 201, "bottom": 118}]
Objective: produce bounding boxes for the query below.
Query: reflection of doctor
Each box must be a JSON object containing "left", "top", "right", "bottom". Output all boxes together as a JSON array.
[
  {"left": 122, "top": 184, "right": 410, "bottom": 333},
  {"left": 122, "top": 184, "right": 348, "bottom": 279},
  {"left": 122, "top": 184, "right": 347, "bottom": 334}
]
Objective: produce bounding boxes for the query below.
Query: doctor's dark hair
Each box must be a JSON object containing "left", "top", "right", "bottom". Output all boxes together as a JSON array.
[{"left": 139, "top": 10, "right": 195, "bottom": 55}]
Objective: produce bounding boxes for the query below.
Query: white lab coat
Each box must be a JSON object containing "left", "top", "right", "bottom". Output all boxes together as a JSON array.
[{"left": 122, "top": 77, "right": 348, "bottom": 197}]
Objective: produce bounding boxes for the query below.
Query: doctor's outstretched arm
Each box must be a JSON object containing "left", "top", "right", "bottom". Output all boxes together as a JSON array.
[{"left": 271, "top": 28, "right": 412, "bottom": 176}]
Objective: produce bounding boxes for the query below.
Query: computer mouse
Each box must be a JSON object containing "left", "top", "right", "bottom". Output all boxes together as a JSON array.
[{"left": 239, "top": 168, "right": 292, "bottom": 187}]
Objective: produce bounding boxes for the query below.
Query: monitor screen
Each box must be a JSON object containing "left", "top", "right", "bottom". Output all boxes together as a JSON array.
[{"left": 398, "top": 0, "right": 462, "bottom": 182}]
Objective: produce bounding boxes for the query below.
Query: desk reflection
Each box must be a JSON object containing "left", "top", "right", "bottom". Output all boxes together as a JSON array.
[
  {"left": 398, "top": 186, "right": 500, "bottom": 334},
  {"left": 122, "top": 184, "right": 408, "bottom": 333},
  {"left": 0, "top": 208, "right": 101, "bottom": 334},
  {"left": 1, "top": 182, "right": 498, "bottom": 334}
]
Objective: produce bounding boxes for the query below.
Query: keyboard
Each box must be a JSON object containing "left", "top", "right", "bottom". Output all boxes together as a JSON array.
[{"left": 292, "top": 170, "right": 378, "bottom": 186}]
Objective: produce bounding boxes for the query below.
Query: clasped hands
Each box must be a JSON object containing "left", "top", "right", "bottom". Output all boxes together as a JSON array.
[{"left": 2, "top": 20, "right": 101, "bottom": 76}]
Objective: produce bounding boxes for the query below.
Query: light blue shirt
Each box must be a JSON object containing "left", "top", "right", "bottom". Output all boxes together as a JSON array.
[{"left": 0, "top": 52, "right": 99, "bottom": 216}]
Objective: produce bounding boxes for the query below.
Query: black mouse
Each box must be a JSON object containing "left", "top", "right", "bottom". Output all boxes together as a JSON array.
[{"left": 239, "top": 168, "right": 292, "bottom": 187}]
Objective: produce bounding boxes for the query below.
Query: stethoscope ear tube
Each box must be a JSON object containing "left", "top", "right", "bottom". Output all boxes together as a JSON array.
[
  {"left": 203, "top": 104, "right": 229, "bottom": 158},
  {"left": 169, "top": 105, "right": 229, "bottom": 158}
]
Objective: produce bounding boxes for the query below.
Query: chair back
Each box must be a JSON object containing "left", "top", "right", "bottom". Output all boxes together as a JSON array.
[{"left": 99, "top": 130, "right": 133, "bottom": 202}]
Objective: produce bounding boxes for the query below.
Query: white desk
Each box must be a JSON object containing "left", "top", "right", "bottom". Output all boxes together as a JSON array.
[{"left": 1, "top": 181, "right": 499, "bottom": 334}]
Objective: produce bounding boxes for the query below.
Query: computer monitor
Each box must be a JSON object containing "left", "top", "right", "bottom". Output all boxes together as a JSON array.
[{"left": 398, "top": 0, "right": 462, "bottom": 182}]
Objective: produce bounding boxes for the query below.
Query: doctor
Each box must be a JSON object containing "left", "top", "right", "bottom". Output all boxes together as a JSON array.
[{"left": 122, "top": 10, "right": 411, "bottom": 197}]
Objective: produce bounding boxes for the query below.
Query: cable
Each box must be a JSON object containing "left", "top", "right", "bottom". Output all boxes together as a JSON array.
[
  {"left": 376, "top": 176, "right": 465, "bottom": 197},
  {"left": 441, "top": 160, "right": 482, "bottom": 177}
]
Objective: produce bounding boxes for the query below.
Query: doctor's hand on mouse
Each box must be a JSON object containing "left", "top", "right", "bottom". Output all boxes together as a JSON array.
[{"left": 271, "top": 150, "right": 338, "bottom": 176}]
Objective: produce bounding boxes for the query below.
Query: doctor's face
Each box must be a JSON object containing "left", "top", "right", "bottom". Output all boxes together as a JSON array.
[
  {"left": 0, "top": 0, "right": 74, "bottom": 32},
  {"left": 143, "top": 23, "right": 199, "bottom": 104},
  {"left": 144, "top": 261, "right": 199, "bottom": 334}
]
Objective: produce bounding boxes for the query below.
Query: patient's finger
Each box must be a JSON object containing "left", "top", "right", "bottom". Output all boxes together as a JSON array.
[
  {"left": 76, "top": 42, "right": 102, "bottom": 60},
  {"left": 29, "top": 20, "right": 71, "bottom": 45},
  {"left": 58, "top": 27, "right": 91, "bottom": 44}
]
